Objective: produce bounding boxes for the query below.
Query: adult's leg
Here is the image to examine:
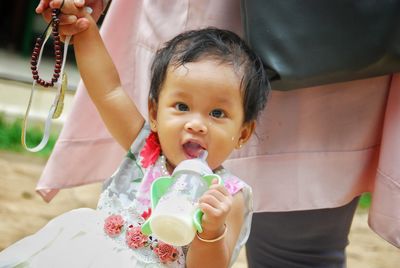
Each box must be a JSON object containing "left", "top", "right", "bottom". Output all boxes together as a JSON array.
[{"left": 246, "top": 197, "right": 359, "bottom": 268}]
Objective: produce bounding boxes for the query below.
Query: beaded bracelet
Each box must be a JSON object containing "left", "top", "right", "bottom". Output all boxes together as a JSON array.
[
  {"left": 196, "top": 224, "right": 227, "bottom": 243},
  {"left": 31, "top": 5, "right": 65, "bottom": 88}
]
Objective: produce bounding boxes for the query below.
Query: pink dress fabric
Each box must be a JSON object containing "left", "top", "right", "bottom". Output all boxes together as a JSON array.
[{"left": 36, "top": 0, "right": 400, "bottom": 247}]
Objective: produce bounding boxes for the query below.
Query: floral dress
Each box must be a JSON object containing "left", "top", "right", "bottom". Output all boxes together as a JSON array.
[{"left": 0, "top": 124, "right": 253, "bottom": 268}]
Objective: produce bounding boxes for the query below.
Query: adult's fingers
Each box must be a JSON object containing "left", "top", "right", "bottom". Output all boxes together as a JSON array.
[
  {"left": 36, "top": 0, "right": 51, "bottom": 14},
  {"left": 48, "top": 0, "right": 68, "bottom": 9},
  {"left": 48, "top": 0, "right": 87, "bottom": 18},
  {"left": 42, "top": 8, "right": 78, "bottom": 29},
  {"left": 41, "top": 7, "right": 53, "bottom": 24},
  {"left": 73, "top": 0, "right": 86, "bottom": 8},
  {"left": 40, "top": 1, "right": 85, "bottom": 24}
]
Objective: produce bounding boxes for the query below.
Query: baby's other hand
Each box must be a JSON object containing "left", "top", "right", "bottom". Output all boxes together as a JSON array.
[{"left": 198, "top": 179, "right": 232, "bottom": 238}]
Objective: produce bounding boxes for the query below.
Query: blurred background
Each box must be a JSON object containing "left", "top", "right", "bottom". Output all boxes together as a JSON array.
[
  {"left": 0, "top": 0, "right": 79, "bottom": 140},
  {"left": 0, "top": 1, "right": 399, "bottom": 267}
]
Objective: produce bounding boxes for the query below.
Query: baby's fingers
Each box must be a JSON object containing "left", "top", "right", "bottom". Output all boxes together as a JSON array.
[
  {"left": 200, "top": 192, "right": 224, "bottom": 208},
  {"left": 199, "top": 190, "right": 232, "bottom": 216},
  {"left": 208, "top": 182, "right": 230, "bottom": 196},
  {"left": 200, "top": 188, "right": 227, "bottom": 203},
  {"left": 58, "top": 14, "right": 78, "bottom": 25},
  {"left": 58, "top": 18, "right": 90, "bottom": 36},
  {"left": 200, "top": 201, "right": 230, "bottom": 217}
]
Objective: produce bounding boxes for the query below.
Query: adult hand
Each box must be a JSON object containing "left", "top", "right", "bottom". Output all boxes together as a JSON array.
[{"left": 36, "top": 0, "right": 104, "bottom": 37}]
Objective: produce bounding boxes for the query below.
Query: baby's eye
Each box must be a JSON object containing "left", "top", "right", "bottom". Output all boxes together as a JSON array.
[
  {"left": 175, "top": 103, "right": 189, "bottom": 112},
  {"left": 209, "top": 109, "right": 225, "bottom": 118}
]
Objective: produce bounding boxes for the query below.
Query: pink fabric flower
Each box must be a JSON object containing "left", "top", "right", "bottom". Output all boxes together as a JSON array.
[
  {"left": 104, "top": 214, "right": 125, "bottom": 237},
  {"left": 140, "top": 132, "right": 161, "bottom": 168},
  {"left": 153, "top": 241, "right": 179, "bottom": 263},
  {"left": 126, "top": 226, "right": 149, "bottom": 249}
]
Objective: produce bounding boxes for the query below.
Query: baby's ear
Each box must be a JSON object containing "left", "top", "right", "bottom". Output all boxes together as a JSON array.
[
  {"left": 236, "top": 121, "right": 256, "bottom": 149},
  {"left": 148, "top": 99, "right": 158, "bottom": 132}
]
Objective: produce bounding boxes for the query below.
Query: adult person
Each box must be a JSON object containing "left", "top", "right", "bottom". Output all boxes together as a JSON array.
[{"left": 36, "top": 0, "right": 400, "bottom": 267}]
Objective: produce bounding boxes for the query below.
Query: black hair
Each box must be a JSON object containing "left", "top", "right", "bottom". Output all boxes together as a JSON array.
[{"left": 149, "top": 27, "right": 269, "bottom": 123}]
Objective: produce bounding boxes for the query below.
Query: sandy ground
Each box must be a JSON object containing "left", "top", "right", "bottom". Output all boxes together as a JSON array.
[{"left": 0, "top": 150, "right": 399, "bottom": 267}]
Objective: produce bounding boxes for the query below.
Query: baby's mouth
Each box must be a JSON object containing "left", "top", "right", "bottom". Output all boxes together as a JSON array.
[{"left": 182, "top": 141, "right": 205, "bottom": 159}]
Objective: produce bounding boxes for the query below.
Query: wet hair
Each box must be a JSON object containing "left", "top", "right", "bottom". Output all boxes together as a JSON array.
[{"left": 149, "top": 27, "right": 269, "bottom": 123}]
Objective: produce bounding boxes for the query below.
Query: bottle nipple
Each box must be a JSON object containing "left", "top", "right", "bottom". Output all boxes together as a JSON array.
[{"left": 198, "top": 150, "right": 208, "bottom": 161}]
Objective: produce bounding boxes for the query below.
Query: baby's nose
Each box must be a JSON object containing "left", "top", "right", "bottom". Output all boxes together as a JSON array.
[{"left": 184, "top": 117, "right": 208, "bottom": 134}]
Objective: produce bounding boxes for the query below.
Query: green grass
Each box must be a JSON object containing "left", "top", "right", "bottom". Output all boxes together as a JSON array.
[{"left": 0, "top": 114, "right": 58, "bottom": 158}]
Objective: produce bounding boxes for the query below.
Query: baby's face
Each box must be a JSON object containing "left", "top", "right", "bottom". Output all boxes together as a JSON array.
[{"left": 149, "top": 59, "right": 254, "bottom": 171}]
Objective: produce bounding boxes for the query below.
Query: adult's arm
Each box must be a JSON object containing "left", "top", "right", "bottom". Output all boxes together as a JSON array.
[{"left": 73, "top": 11, "right": 144, "bottom": 150}]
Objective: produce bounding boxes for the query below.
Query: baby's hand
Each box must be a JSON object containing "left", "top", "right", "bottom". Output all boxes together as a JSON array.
[{"left": 198, "top": 179, "right": 232, "bottom": 238}]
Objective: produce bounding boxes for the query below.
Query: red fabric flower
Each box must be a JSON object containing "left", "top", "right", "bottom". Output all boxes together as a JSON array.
[
  {"left": 126, "top": 226, "right": 149, "bottom": 249},
  {"left": 141, "top": 207, "right": 152, "bottom": 220},
  {"left": 104, "top": 214, "right": 124, "bottom": 237},
  {"left": 140, "top": 132, "right": 161, "bottom": 168},
  {"left": 153, "top": 241, "right": 179, "bottom": 263}
]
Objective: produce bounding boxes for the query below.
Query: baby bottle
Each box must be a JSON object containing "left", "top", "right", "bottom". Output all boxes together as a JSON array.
[{"left": 142, "top": 151, "right": 221, "bottom": 246}]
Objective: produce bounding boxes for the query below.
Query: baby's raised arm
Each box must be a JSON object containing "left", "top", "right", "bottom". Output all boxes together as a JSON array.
[{"left": 72, "top": 7, "right": 144, "bottom": 150}]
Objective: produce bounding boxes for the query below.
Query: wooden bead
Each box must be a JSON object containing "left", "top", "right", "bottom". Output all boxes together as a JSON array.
[{"left": 31, "top": 7, "right": 64, "bottom": 87}]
